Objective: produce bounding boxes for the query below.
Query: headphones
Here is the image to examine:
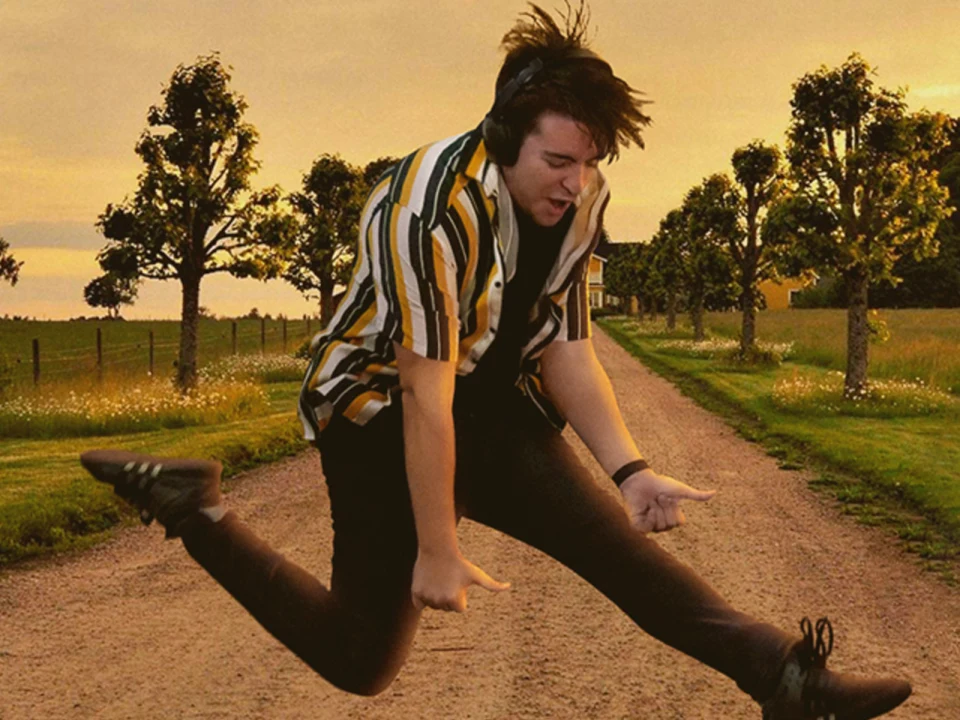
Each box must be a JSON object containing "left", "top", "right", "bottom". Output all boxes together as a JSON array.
[{"left": 480, "top": 48, "right": 610, "bottom": 166}]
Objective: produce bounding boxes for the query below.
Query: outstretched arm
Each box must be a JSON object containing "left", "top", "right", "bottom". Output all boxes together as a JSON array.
[
  {"left": 539, "top": 338, "right": 715, "bottom": 533},
  {"left": 394, "top": 342, "right": 510, "bottom": 612}
]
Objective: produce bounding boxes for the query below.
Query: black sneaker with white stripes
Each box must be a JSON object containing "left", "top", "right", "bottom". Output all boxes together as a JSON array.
[
  {"left": 80, "top": 449, "right": 223, "bottom": 539},
  {"left": 761, "top": 617, "right": 911, "bottom": 720}
]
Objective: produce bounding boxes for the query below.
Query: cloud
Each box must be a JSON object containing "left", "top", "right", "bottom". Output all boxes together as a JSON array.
[{"left": 0, "top": 222, "right": 103, "bottom": 250}]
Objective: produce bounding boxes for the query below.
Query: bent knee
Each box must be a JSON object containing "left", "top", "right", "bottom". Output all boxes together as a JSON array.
[{"left": 324, "top": 658, "right": 401, "bottom": 697}]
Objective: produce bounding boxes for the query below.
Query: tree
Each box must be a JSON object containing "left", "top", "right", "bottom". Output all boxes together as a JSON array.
[
  {"left": 83, "top": 273, "right": 139, "bottom": 318},
  {"left": 681, "top": 176, "right": 739, "bottom": 341},
  {"left": 768, "top": 53, "right": 953, "bottom": 396},
  {"left": 649, "top": 209, "right": 688, "bottom": 330},
  {"left": 730, "top": 141, "right": 788, "bottom": 353},
  {"left": 0, "top": 237, "right": 24, "bottom": 287},
  {"left": 603, "top": 242, "right": 635, "bottom": 315},
  {"left": 278, "top": 155, "right": 398, "bottom": 324},
  {"left": 868, "top": 116, "right": 960, "bottom": 308},
  {"left": 96, "top": 54, "right": 294, "bottom": 390}
]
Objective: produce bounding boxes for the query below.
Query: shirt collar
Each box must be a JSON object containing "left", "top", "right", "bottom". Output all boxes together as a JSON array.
[{"left": 462, "top": 131, "right": 501, "bottom": 198}]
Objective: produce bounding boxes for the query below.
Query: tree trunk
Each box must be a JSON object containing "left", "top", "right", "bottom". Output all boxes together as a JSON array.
[
  {"left": 627, "top": 296, "right": 639, "bottom": 317},
  {"left": 666, "top": 289, "right": 677, "bottom": 331},
  {"left": 320, "top": 274, "right": 335, "bottom": 326},
  {"left": 691, "top": 292, "right": 705, "bottom": 341},
  {"left": 844, "top": 271, "right": 870, "bottom": 397},
  {"left": 740, "top": 284, "right": 757, "bottom": 355},
  {"left": 177, "top": 273, "right": 202, "bottom": 392},
  {"left": 636, "top": 295, "right": 645, "bottom": 321},
  {"left": 646, "top": 296, "right": 657, "bottom": 322}
]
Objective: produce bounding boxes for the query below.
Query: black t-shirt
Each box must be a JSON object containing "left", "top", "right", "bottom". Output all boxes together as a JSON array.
[{"left": 455, "top": 203, "right": 575, "bottom": 410}]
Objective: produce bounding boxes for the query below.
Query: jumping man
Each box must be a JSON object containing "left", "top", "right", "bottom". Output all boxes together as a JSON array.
[{"left": 81, "top": 4, "right": 912, "bottom": 718}]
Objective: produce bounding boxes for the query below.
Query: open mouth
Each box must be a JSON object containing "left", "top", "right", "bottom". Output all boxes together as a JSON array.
[{"left": 548, "top": 199, "right": 570, "bottom": 212}]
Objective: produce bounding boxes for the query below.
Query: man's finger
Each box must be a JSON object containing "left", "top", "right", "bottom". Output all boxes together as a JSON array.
[
  {"left": 665, "top": 486, "right": 717, "bottom": 503},
  {"left": 412, "top": 593, "right": 425, "bottom": 611},
  {"left": 660, "top": 498, "right": 679, "bottom": 529},
  {"left": 470, "top": 568, "right": 511, "bottom": 593},
  {"left": 630, "top": 506, "right": 654, "bottom": 533},
  {"left": 652, "top": 503, "right": 668, "bottom": 533}
]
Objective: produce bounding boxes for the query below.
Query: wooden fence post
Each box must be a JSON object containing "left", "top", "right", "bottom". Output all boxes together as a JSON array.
[
  {"left": 149, "top": 330, "right": 155, "bottom": 376},
  {"left": 32, "top": 339, "right": 40, "bottom": 386}
]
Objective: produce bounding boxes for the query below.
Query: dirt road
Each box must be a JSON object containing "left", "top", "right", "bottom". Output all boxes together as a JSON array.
[{"left": 1, "top": 328, "right": 958, "bottom": 719}]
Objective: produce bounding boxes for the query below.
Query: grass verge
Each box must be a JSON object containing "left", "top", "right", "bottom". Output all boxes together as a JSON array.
[
  {"left": 0, "top": 382, "right": 308, "bottom": 567},
  {"left": 599, "top": 318, "right": 960, "bottom": 585},
  {"left": 0, "top": 378, "right": 269, "bottom": 439}
]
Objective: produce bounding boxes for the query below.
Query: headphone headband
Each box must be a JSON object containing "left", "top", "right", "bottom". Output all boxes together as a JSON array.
[
  {"left": 481, "top": 47, "right": 610, "bottom": 165},
  {"left": 488, "top": 48, "right": 607, "bottom": 119}
]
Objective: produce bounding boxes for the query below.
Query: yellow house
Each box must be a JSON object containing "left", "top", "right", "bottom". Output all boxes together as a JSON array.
[
  {"left": 757, "top": 276, "right": 813, "bottom": 310},
  {"left": 588, "top": 255, "right": 605, "bottom": 308}
]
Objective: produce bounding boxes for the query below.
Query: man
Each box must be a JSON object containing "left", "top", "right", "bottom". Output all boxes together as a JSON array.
[{"left": 80, "top": 4, "right": 912, "bottom": 717}]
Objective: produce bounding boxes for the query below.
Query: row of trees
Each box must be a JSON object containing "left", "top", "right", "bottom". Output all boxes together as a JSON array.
[
  {"left": 87, "top": 54, "right": 396, "bottom": 390},
  {"left": 605, "top": 53, "right": 958, "bottom": 398}
]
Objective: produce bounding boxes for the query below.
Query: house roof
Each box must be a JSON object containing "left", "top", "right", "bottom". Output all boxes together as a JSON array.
[{"left": 594, "top": 236, "right": 643, "bottom": 260}]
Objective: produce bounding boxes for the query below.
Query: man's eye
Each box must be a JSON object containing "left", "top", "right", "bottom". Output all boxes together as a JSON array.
[{"left": 547, "top": 159, "right": 566, "bottom": 169}]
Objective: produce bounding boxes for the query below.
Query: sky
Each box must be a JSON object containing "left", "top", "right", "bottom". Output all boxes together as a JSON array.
[{"left": 2, "top": 0, "right": 959, "bottom": 320}]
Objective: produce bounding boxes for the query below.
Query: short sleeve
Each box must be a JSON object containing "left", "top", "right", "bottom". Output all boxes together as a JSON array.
[
  {"left": 555, "top": 257, "right": 592, "bottom": 342},
  {"left": 370, "top": 202, "right": 460, "bottom": 361}
]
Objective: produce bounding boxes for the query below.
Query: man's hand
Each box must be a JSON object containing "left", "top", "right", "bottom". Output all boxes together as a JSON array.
[
  {"left": 411, "top": 549, "right": 511, "bottom": 613},
  {"left": 620, "top": 469, "right": 716, "bottom": 533}
]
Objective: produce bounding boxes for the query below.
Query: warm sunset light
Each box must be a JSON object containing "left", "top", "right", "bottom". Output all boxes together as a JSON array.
[{"left": 1, "top": 0, "right": 958, "bottom": 319}]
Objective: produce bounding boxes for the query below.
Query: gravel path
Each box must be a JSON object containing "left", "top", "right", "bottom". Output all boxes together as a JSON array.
[{"left": 1, "top": 326, "right": 958, "bottom": 719}]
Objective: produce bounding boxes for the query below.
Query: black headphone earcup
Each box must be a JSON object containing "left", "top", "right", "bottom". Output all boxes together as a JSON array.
[{"left": 482, "top": 114, "right": 517, "bottom": 166}]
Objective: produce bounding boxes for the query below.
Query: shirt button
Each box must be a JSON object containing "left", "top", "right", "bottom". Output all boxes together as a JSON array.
[
  {"left": 490, "top": 326, "right": 497, "bottom": 334},
  {"left": 494, "top": 281, "right": 502, "bottom": 288}
]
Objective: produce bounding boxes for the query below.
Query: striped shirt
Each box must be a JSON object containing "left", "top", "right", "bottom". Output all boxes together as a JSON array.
[{"left": 298, "top": 127, "right": 610, "bottom": 441}]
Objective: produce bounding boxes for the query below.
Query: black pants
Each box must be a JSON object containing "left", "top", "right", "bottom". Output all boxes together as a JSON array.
[{"left": 181, "top": 389, "right": 796, "bottom": 699}]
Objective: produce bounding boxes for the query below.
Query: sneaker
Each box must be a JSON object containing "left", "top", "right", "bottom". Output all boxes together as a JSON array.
[
  {"left": 762, "top": 617, "right": 911, "bottom": 720},
  {"left": 80, "top": 449, "right": 222, "bottom": 539}
]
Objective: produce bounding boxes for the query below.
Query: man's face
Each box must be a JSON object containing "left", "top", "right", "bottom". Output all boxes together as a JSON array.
[{"left": 501, "top": 111, "right": 601, "bottom": 227}]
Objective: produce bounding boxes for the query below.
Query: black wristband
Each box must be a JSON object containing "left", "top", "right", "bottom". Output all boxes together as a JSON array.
[{"left": 612, "top": 459, "right": 651, "bottom": 486}]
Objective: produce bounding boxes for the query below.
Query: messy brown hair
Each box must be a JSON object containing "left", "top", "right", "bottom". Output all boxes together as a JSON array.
[{"left": 489, "top": 1, "right": 652, "bottom": 164}]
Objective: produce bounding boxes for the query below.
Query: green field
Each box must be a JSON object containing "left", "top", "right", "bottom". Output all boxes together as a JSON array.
[
  {"left": 703, "top": 308, "right": 960, "bottom": 394},
  {"left": 0, "top": 317, "right": 317, "bottom": 391},
  {"left": 599, "top": 313, "right": 960, "bottom": 579},
  {"left": 0, "top": 382, "right": 307, "bottom": 566}
]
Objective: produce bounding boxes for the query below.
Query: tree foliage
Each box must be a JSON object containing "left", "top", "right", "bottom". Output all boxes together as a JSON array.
[
  {"left": 766, "top": 53, "right": 953, "bottom": 394},
  {"left": 648, "top": 210, "right": 687, "bottom": 328},
  {"left": 277, "top": 155, "right": 398, "bottom": 324},
  {"left": 0, "top": 237, "right": 24, "bottom": 287},
  {"left": 729, "top": 141, "right": 789, "bottom": 353},
  {"left": 96, "top": 54, "right": 294, "bottom": 389},
  {"left": 680, "top": 176, "right": 739, "bottom": 340},
  {"left": 84, "top": 273, "right": 140, "bottom": 318}
]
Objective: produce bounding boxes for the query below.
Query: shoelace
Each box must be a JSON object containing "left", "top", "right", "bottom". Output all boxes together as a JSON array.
[
  {"left": 799, "top": 616, "right": 835, "bottom": 717},
  {"left": 119, "top": 460, "right": 165, "bottom": 526}
]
